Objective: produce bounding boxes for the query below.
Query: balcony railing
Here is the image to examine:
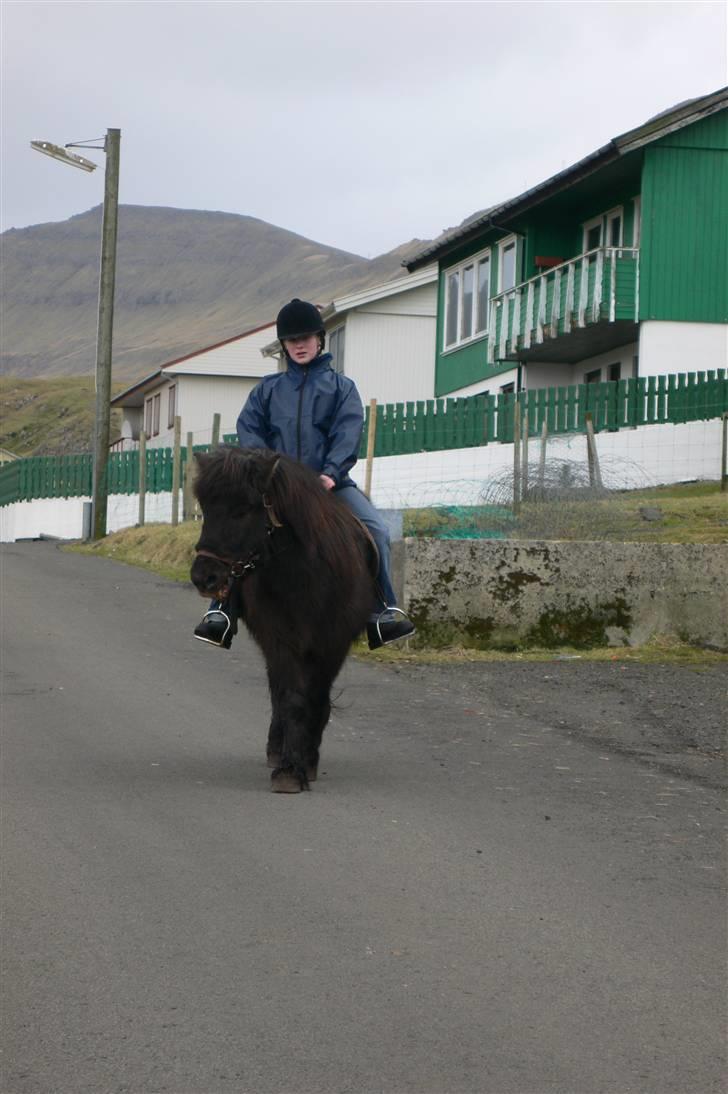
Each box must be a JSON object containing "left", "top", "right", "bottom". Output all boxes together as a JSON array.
[{"left": 488, "top": 247, "right": 639, "bottom": 362}]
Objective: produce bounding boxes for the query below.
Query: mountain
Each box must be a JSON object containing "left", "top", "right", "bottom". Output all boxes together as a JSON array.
[{"left": 1, "top": 205, "right": 430, "bottom": 381}]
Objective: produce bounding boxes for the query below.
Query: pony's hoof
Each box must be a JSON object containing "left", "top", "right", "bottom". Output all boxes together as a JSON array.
[
  {"left": 271, "top": 770, "right": 307, "bottom": 793},
  {"left": 307, "top": 765, "right": 318, "bottom": 782}
]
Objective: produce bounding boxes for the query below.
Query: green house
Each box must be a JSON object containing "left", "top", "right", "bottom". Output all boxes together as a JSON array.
[{"left": 405, "top": 87, "right": 727, "bottom": 399}]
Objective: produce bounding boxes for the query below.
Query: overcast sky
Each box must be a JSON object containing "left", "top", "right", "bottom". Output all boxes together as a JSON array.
[{"left": 1, "top": 1, "right": 726, "bottom": 257}]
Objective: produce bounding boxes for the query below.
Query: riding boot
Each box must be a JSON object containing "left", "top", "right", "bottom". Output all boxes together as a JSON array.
[
  {"left": 367, "top": 607, "right": 416, "bottom": 651},
  {"left": 194, "top": 600, "right": 238, "bottom": 649}
]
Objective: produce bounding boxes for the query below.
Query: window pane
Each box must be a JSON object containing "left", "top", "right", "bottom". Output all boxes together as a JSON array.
[
  {"left": 153, "top": 393, "right": 160, "bottom": 435},
  {"left": 167, "top": 385, "right": 176, "bottom": 429},
  {"left": 586, "top": 224, "right": 602, "bottom": 251},
  {"left": 330, "top": 326, "right": 345, "bottom": 373},
  {"left": 445, "top": 272, "right": 459, "bottom": 346},
  {"left": 501, "top": 243, "right": 516, "bottom": 292},
  {"left": 461, "top": 265, "right": 474, "bottom": 339},
  {"left": 608, "top": 216, "right": 622, "bottom": 247},
  {"left": 476, "top": 258, "right": 490, "bottom": 332}
]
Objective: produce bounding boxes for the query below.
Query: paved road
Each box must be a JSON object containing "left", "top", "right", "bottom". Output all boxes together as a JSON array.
[{"left": 1, "top": 542, "right": 725, "bottom": 1094}]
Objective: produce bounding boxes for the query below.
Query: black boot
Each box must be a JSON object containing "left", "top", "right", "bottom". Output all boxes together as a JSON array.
[
  {"left": 367, "top": 608, "right": 416, "bottom": 651},
  {"left": 194, "top": 604, "right": 235, "bottom": 649}
]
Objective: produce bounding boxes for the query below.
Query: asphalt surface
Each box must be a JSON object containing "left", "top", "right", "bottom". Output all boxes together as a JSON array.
[{"left": 1, "top": 541, "right": 726, "bottom": 1094}]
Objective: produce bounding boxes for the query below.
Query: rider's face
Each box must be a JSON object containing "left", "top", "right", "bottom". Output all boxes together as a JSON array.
[{"left": 283, "top": 334, "right": 321, "bottom": 365}]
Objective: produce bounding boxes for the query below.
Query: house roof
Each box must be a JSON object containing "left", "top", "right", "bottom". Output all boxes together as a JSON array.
[
  {"left": 111, "top": 319, "right": 276, "bottom": 407},
  {"left": 406, "top": 86, "right": 727, "bottom": 272},
  {"left": 320, "top": 264, "right": 438, "bottom": 321}
]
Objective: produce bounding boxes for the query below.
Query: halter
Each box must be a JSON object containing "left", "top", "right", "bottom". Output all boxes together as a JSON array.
[{"left": 193, "top": 456, "right": 283, "bottom": 585}]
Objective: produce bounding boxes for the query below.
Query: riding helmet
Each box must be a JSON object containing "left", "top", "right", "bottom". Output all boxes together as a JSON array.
[{"left": 276, "top": 299, "right": 325, "bottom": 341}]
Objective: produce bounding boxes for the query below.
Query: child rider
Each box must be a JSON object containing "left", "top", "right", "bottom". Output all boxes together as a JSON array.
[{"left": 194, "top": 298, "right": 416, "bottom": 651}]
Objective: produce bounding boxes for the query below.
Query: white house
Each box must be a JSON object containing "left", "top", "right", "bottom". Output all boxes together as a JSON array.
[
  {"left": 261, "top": 267, "right": 438, "bottom": 406},
  {"left": 111, "top": 320, "right": 277, "bottom": 449}
]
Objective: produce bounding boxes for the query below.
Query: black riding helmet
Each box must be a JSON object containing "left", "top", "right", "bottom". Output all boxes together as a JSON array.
[{"left": 276, "top": 299, "right": 325, "bottom": 343}]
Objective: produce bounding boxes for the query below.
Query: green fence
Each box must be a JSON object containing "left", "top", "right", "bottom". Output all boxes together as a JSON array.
[
  {"left": 358, "top": 368, "right": 728, "bottom": 457},
  {"left": 1, "top": 370, "right": 726, "bottom": 508}
]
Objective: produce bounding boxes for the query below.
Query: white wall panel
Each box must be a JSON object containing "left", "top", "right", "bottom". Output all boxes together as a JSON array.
[
  {"left": 344, "top": 311, "right": 435, "bottom": 405},
  {"left": 639, "top": 321, "right": 728, "bottom": 377},
  {"left": 167, "top": 325, "right": 275, "bottom": 377}
]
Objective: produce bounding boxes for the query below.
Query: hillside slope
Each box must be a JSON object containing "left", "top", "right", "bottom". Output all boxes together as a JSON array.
[{"left": 1, "top": 205, "right": 429, "bottom": 381}]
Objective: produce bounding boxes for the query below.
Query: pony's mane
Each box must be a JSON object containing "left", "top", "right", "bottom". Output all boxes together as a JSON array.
[{"left": 195, "top": 447, "right": 368, "bottom": 579}]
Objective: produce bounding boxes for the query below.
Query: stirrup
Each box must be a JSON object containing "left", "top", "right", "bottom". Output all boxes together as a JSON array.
[
  {"left": 194, "top": 607, "right": 233, "bottom": 648},
  {"left": 367, "top": 607, "right": 416, "bottom": 651}
]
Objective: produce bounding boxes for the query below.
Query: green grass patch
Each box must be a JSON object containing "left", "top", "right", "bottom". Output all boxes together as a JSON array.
[
  {"left": 69, "top": 521, "right": 199, "bottom": 583},
  {"left": 0, "top": 376, "right": 123, "bottom": 457},
  {"left": 403, "top": 481, "right": 728, "bottom": 545}
]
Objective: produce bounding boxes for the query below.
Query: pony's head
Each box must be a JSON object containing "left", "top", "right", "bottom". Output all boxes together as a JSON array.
[
  {"left": 190, "top": 446, "right": 280, "bottom": 600},
  {"left": 190, "top": 446, "right": 369, "bottom": 601}
]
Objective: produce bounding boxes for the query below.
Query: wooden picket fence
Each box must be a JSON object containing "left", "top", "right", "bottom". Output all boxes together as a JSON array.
[
  {"left": 358, "top": 368, "right": 728, "bottom": 458},
  {"left": 1, "top": 371, "right": 726, "bottom": 507}
]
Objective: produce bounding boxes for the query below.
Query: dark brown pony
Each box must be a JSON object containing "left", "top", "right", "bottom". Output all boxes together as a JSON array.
[{"left": 190, "top": 446, "right": 376, "bottom": 792}]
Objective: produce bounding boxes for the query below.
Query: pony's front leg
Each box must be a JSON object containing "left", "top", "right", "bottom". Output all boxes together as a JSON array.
[
  {"left": 270, "top": 686, "right": 318, "bottom": 794},
  {"left": 265, "top": 670, "right": 284, "bottom": 770}
]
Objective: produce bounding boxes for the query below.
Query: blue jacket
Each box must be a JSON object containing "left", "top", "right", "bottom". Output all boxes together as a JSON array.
[{"left": 236, "top": 353, "right": 364, "bottom": 488}]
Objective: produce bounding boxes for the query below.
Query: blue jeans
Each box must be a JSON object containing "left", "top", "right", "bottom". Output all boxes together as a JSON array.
[{"left": 335, "top": 484, "right": 396, "bottom": 615}]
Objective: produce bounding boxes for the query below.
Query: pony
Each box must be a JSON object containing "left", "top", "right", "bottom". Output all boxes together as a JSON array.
[{"left": 190, "top": 446, "right": 377, "bottom": 793}]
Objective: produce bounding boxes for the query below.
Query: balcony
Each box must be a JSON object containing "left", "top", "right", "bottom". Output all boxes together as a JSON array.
[{"left": 488, "top": 247, "right": 639, "bottom": 365}]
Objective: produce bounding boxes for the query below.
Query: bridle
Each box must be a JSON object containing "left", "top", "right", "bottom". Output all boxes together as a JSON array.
[{"left": 193, "top": 456, "right": 284, "bottom": 587}]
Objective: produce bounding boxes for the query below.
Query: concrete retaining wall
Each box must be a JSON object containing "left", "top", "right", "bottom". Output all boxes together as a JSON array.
[{"left": 392, "top": 540, "right": 728, "bottom": 651}]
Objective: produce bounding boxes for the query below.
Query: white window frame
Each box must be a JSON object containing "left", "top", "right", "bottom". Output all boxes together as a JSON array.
[
  {"left": 605, "top": 206, "right": 624, "bottom": 249},
  {"left": 582, "top": 215, "right": 603, "bottom": 254},
  {"left": 167, "top": 383, "right": 177, "bottom": 429},
  {"left": 497, "top": 235, "right": 518, "bottom": 294},
  {"left": 632, "top": 196, "right": 641, "bottom": 248},
  {"left": 442, "top": 246, "right": 491, "bottom": 352},
  {"left": 328, "top": 323, "right": 346, "bottom": 374}
]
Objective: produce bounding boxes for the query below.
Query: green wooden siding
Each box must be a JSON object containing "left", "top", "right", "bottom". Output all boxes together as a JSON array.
[{"left": 640, "top": 111, "right": 728, "bottom": 323}]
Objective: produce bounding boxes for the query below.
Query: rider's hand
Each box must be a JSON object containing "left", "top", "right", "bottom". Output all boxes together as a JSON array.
[{"left": 320, "top": 474, "right": 335, "bottom": 491}]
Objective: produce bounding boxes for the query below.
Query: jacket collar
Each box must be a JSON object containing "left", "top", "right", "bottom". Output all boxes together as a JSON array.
[{"left": 285, "top": 352, "right": 333, "bottom": 380}]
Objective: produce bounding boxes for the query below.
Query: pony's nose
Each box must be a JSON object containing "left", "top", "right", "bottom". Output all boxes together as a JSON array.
[{"left": 202, "top": 572, "right": 220, "bottom": 592}]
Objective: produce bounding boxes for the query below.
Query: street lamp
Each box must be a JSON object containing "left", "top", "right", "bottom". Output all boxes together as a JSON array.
[{"left": 31, "top": 129, "right": 121, "bottom": 540}]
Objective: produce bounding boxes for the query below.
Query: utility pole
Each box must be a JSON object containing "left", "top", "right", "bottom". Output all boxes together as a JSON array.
[{"left": 91, "top": 128, "right": 121, "bottom": 540}]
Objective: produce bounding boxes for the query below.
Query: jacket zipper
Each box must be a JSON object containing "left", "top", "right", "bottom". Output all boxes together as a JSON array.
[{"left": 296, "top": 366, "right": 308, "bottom": 461}]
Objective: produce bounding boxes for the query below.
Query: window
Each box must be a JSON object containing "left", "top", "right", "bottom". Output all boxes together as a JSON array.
[
  {"left": 167, "top": 384, "right": 176, "bottom": 429},
  {"left": 606, "top": 210, "right": 622, "bottom": 248},
  {"left": 585, "top": 368, "right": 602, "bottom": 384},
  {"left": 632, "top": 196, "right": 641, "bottom": 248},
  {"left": 608, "top": 362, "right": 621, "bottom": 382},
  {"left": 583, "top": 216, "right": 603, "bottom": 253},
  {"left": 328, "top": 325, "right": 346, "bottom": 373},
  {"left": 498, "top": 237, "right": 517, "bottom": 293},
  {"left": 500, "top": 382, "right": 515, "bottom": 394},
  {"left": 152, "top": 393, "right": 161, "bottom": 436},
  {"left": 443, "top": 249, "right": 491, "bottom": 350},
  {"left": 476, "top": 256, "right": 490, "bottom": 333},
  {"left": 144, "top": 397, "right": 153, "bottom": 437}
]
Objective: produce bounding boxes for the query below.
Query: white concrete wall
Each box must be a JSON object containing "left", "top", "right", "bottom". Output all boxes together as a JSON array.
[
  {"left": 0, "top": 492, "right": 178, "bottom": 543},
  {"left": 639, "top": 321, "right": 727, "bottom": 377},
  {"left": 365, "top": 418, "right": 724, "bottom": 509}
]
